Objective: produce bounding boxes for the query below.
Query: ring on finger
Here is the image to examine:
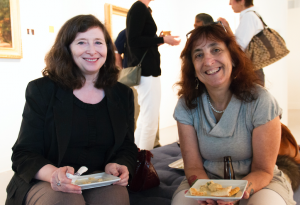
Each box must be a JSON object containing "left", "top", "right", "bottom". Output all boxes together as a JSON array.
[{"left": 57, "top": 180, "right": 61, "bottom": 187}]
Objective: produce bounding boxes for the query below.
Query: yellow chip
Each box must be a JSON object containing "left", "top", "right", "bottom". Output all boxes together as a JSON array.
[{"left": 229, "top": 187, "right": 240, "bottom": 196}]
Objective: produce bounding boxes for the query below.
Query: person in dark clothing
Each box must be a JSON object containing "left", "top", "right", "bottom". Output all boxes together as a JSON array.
[
  {"left": 194, "top": 13, "right": 214, "bottom": 28},
  {"left": 114, "top": 29, "right": 128, "bottom": 69},
  {"left": 114, "top": 6, "right": 161, "bottom": 148},
  {"left": 126, "top": 0, "right": 180, "bottom": 150},
  {"left": 5, "top": 14, "right": 137, "bottom": 205},
  {"left": 115, "top": 7, "right": 154, "bottom": 69}
]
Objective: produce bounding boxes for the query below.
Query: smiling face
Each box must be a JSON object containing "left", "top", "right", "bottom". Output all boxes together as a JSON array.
[
  {"left": 192, "top": 38, "right": 233, "bottom": 91},
  {"left": 70, "top": 27, "right": 107, "bottom": 78}
]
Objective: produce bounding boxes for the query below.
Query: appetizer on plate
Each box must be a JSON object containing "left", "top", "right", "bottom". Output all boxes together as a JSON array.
[{"left": 189, "top": 181, "right": 240, "bottom": 197}]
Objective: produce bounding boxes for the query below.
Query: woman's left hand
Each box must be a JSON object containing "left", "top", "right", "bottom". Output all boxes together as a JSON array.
[
  {"left": 197, "top": 199, "right": 217, "bottom": 205},
  {"left": 105, "top": 163, "right": 129, "bottom": 186},
  {"left": 215, "top": 200, "right": 238, "bottom": 205},
  {"left": 197, "top": 199, "right": 238, "bottom": 205}
]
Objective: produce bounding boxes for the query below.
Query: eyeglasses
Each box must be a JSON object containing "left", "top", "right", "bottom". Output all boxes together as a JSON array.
[
  {"left": 212, "top": 21, "right": 227, "bottom": 33},
  {"left": 186, "top": 21, "right": 227, "bottom": 39}
]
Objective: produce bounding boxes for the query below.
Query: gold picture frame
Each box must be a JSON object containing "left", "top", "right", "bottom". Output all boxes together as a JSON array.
[
  {"left": 104, "top": 3, "right": 128, "bottom": 38},
  {"left": 0, "top": 0, "right": 22, "bottom": 59}
]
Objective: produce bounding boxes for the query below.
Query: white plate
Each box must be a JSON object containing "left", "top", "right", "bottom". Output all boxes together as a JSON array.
[
  {"left": 168, "top": 158, "right": 184, "bottom": 169},
  {"left": 185, "top": 179, "right": 248, "bottom": 202},
  {"left": 71, "top": 173, "right": 120, "bottom": 190}
]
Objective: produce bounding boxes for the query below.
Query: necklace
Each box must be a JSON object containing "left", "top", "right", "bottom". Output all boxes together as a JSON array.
[{"left": 206, "top": 93, "right": 225, "bottom": 114}]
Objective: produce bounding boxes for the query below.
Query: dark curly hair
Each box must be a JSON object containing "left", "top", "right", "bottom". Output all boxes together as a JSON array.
[
  {"left": 176, "top": 24, "right": 262, "bottom": 109},
  {"left": 42, "top": 14, "right": 119, "bottom": 89}
]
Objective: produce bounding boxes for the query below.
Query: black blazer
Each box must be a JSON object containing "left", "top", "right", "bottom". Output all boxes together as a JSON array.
[
  {"left": 5, "top": 77, "right": 138, "bottom": 205},
  {"left": 126, "top": 1, "right": 164, "bottom": 77}
]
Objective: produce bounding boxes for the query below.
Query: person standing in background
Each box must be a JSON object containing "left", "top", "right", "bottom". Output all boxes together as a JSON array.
[
  {"left": 115, "top": 7, "right": 155, "bottom": 69},
  {"left": 115, "top": 7, "right": 161, "bottom": 148},
  {"left": 126, "top": 0, "right": 180, "bottom": 150},
  {"left": 218, "top": 0, "right": 265, "bottom": 85},
  {"left": 114, "top": 28, "right": 127, "bottom": 69},
  {"left": 194, "top": 13, "right": 214, "bottom": 28}
]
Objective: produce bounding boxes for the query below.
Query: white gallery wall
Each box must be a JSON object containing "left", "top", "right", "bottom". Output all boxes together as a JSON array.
[
  {"left": 254, "top": 0, "right": 289, "bottom": 124},
  {"left": 287, "top": 7, "right": 300, "bottom": 110},
  {"left": 0, "top": 0, "right": 290, "bottom": 173}
]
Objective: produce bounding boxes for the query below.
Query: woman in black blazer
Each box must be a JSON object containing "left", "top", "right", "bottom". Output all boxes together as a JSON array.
[{"left": 6, "top": 15, "right": 138, "bottom": 205}]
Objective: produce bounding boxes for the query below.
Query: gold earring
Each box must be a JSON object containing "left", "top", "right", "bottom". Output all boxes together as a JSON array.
[{"left": 195, "top": 77, "right": 199, "bottom": 89}]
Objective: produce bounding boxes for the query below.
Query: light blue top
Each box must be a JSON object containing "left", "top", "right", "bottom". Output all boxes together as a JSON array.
[{"left": 173, "top": 85, "right": 282, "bottom": 179}]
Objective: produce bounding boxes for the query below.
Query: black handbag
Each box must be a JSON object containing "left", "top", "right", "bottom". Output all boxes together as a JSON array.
[
  {"left": 118, "top": 50, "right": 148, "bottom": 87},
  {"left": 245, "top": 11, "right": 289, "bottom": 70}
]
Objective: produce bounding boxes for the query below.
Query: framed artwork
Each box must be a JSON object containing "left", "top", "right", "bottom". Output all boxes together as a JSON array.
[
  {"left": 104, "top": 3, "right": 128, "bottom": 41},
  {"left": 0, "top": 0, "right": 22, "bottom": 59}
]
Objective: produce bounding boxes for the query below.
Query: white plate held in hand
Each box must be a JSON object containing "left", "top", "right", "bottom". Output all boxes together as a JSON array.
[
  {"left": 72, "top": 173, "right": 120, "bottom": 190},
  {"left": 185, "top": 179, "right": 248, "bottom": 202}
]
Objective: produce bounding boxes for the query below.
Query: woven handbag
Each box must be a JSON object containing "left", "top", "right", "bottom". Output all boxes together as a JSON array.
[
  {"left": 118, "top": 50, "right": 148, "bottom": 87},
  {"left": 127, "top": 149, "right": 160, "bottom": 192},
  {"left": 245, "top": 11, "right": 289, "bottom": 70}
]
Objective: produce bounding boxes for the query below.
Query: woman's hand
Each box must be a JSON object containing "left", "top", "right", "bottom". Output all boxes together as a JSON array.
[
  {"left": 105, "top": 163, "right": 129, "bottom": 186},
  {"left": 197, "top": 191, "right": 248, "bottom": 205},
  {"left": 163, "top": 35, "right": 181, "bottom": 46},
  {"left": 215, "top": 199, "right": 239, "bottom": 205},
  {"left": 197, "top": 199, "right": 239, "bottom": 205},
  {"left": 50, "top": 166, "right": 82, "bottom": 194},
  {"left": 197, "top": 199, "right": 217, "bottom": 205}
]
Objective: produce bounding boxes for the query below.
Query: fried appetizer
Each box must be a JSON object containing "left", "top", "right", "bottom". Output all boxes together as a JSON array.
[
  {"left": 210, "top": 186, "right": 232, "bottom": 197},
  {"left": 190, "top": 188, "right": 207, "bottom": 196},
  {"left": 208, "top": 182, "right": 222, "bottom": 192},
  {"left": 229, "top": 187, "right": 240, "bottom": 196}
]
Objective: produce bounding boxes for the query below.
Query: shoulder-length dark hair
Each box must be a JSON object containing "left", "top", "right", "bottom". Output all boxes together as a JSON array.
[
  {"left": 43, "top": 14, "right": 119, "bottom": 89},
  {"left": 176, "top": 24, "right": 262, "bottom": 109}
]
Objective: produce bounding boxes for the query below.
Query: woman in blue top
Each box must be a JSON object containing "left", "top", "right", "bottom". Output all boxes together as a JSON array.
[{"left": 171, "top": 23, "right": 295, "bottom": 205}]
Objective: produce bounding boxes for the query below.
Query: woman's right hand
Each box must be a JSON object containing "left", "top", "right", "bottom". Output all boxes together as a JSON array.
[
  {"left": 50, "top": 166, "right": 82, "bottom": 194},
  {"left": 198, "top": 199, "right": 238, "bottom": 205},
  {"left": 197, "top": 199, "right": 217, "bottom": 205},
  {"left": 163, "top": 35, "right": 181, "bottom": 46}
]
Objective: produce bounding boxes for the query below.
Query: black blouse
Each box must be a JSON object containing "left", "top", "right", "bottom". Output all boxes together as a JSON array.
[{"left": 60, "top": 95, "right": 114, "bottom": 174}]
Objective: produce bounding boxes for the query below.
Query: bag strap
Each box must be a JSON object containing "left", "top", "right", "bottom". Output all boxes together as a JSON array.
[
  {"left": 251, "top": 11, "right": 268, "bottom": 28},
  {"left": 138, "top": 50, "right": 148, "bottom": 65}
]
